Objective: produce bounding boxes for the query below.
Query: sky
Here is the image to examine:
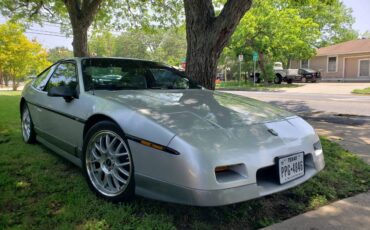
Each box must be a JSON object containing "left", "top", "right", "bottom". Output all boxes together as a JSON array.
[
  {"left": 1, "top": 0, "right": 369, "bottom": 50},
  {"left": 342, "top": 0, "right": 370, "bottom": 34}
]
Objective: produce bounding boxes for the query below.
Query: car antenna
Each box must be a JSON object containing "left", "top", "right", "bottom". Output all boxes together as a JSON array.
[{"left": 90, "top": 58, "right": 95, "bottom": 95}]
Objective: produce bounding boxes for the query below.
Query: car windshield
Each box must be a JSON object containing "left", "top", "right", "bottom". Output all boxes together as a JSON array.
[{"left": 81, "top": 58, "right": 200, "bottom": 91}]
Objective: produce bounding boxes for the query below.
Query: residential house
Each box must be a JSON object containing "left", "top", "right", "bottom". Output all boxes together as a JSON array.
[{"left": 290, "top": 39, "right": 370, "bottom": 81}]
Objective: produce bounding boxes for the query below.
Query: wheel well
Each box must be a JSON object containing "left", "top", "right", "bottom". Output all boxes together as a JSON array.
[
  {"left": 83, "top": 114, "right": 119, "bottom": 139},
  {"left": 20, "top": 97, "right": 26, "bottom": 114},
  {"left": 275, "top": 73, "right": 282, "bottom": 78}
]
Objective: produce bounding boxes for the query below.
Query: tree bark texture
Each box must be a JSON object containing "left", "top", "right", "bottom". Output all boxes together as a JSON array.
[
  {"left": 64, "top": 0, "right": 103, "bottom": 57},
  {"left": 4, "top": 73, "right": 9, "bottom": 86},
  {"left": 12, "top": 76, "right": 18, "bottom": 91},
  {"left": 184, "top": 0, "right": 252, "bottom": 90},
  {"left": 258, "top": 52, "right": 268, "bottom": 86}
]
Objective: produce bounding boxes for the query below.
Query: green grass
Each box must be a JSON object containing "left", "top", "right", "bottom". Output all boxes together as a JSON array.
[
  {"left": 1, "top": 91, "right": 369, "bottom": 230},
  {"left": 216, "top": 81, "right": 301, "bottom": 91},
  {"left": 352, "top": 87, "right": 370, "bottom": 95}
]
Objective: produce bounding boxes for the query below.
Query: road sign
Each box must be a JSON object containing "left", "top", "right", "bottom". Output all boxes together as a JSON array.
[
  {"left": 238, "top": 54, "right": 244, "bottom": 62},
  {"left": 252, "top": 51, "right": 259, "bottom": 61}
]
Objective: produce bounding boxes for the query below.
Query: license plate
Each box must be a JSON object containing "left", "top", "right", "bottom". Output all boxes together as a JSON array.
[{"left": 278, "top": 152, "right": 305, "bottom": 184}]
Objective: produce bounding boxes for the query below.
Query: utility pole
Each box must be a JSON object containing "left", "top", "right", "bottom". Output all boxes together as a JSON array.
[
  {"left": 252, "top": 51, "right": 259, "bottom": 85},
  {"left": 238, "top": 54, "right": 243, "bottom": 84}
]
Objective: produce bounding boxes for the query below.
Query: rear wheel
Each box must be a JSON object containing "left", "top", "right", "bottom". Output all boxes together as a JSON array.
[
  {"left": 83, "top": 121, "right": 134, "bottom": 202},
  {"left": 21, "top": 104, "right": 36, "bottom": 144},
  {"left": 254, "top": 73, "right": 261, "bottom": 83},
  {"left": 274, "top": 74, "right": 282, "bottom": 84},
  {"left": 287, "top": 79, "right": 293, "bottom": 84},
  {"left": 301, "top": 77, "right": 307, "bottom": 83}
]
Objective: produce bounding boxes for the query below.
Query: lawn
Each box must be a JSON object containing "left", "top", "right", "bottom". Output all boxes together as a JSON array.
[
  {"left": 352, "top": 87, "right": 370, "bottom": 95},
  {"left": 216, "top": 81, "right": 301, "bottom": 91},
  {"left": 1, "top": 91, "right": 369, "bottom": 230}
]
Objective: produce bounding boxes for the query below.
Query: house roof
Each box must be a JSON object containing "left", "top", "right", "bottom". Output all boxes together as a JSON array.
[{"left": 317, "top": 39, "right": 370, "bottom": 56}]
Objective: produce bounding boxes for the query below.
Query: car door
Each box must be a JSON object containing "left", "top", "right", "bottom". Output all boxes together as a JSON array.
[{"left": 35, "top": 61, "right": 85, "bottom": 156}]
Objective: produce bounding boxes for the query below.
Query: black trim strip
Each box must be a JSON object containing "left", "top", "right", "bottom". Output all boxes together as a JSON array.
[
  {"left": 27, "top": 101, "right": 86, "bottom": 124},
  {"left": 126, "top": 134, "right": 180, "bottom": 155}
]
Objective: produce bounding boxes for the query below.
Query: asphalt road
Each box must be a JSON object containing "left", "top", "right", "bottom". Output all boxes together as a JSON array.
[{"left": 224, "top": 91, "right": 370, "bottom": 117}]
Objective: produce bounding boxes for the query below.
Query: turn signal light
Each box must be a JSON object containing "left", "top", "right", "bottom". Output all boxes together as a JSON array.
[{"left": 140, "top": 140, "right": 164, "bottom": 151}]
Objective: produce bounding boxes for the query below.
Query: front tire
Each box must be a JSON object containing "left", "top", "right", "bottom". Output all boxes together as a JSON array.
[
  {"left": 21, "top": 104, "right": 36, "bottom": 144},
  {"left": 82, "top": 121, "right": 135, "bottom": 202}
]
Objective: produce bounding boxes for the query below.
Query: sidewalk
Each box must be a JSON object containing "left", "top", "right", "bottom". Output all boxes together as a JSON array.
[
  {"left": 262, "top": 191, "right": 370, "bottom": 230},
  {"left": 263, "top": 113, "right": 370, "bottom": 230}
]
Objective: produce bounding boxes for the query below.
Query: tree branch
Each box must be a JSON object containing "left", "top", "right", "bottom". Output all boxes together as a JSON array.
[{"left": 215, "top": 0, "right": 252, "bottom": 32}]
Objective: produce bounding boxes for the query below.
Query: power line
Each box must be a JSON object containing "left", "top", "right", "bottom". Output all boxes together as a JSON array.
[
  {"left": 27, "top": 28, "right": 65, "bottom": 35},
  {"left": 25, "top": 31, "right": 70, "bottom": 38}
]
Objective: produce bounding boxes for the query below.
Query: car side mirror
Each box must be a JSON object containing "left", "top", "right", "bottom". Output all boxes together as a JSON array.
[{"left": 47, "top": 85, "right": 77, "bottom": 103}]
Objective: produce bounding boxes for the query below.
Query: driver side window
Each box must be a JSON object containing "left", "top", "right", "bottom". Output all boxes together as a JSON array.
[{"left": 44, "top": 62, "right": 77, "bottom": 92}]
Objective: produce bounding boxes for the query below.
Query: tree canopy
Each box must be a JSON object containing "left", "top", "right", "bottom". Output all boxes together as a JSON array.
[
  {"left": 0, "top": 22, "right": 50, "bottom": 90},
  {"left": 88, "top": 27, "right": 186, "bottom": 66},
  {"left": 220, "top": 0, "right": 357, "bottom": 83},
  {"left": 0, "top": 0, "right": 359, "bottom": 89},
  {"left": 47, "top": 47, "right": 74, "bottom": 63},
  {"left": 0, "top": 0, "right": 184, "bottom": 56}
]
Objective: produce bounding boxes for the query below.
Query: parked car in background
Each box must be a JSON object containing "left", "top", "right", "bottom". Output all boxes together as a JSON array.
[
  {"left": 251, "top": 62, "right": 302, "bottom": 84},
  {"left": 298, "top": 68, "right": 321, "bottom": 83},
  {"left": 273, "top": 62, "right": 302, "bottom": 84},
  {"left": 20, "top": 57, "right": 324, "bottom": 206}
]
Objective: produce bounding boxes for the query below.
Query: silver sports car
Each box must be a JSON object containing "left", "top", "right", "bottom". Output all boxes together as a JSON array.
[{"left": 20, "top": 57, "right": 325, "bottom": 206}]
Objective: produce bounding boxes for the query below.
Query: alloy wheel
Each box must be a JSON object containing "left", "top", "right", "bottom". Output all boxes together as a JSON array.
[
  {"left": 85, "top": 131, "right": 132, "bottom": 197},
  {"left": 22, "top": 108, "right": 31, "bottom": 142}
]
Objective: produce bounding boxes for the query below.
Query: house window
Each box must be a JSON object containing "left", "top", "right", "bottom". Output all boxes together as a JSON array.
[
  {"left": 301, "top": 60, "right": 309, "bottom": 69},
  {"left": 328, "top": 56, "right": 337, "bottom": 72},
  {"left": 359, "top": 60, "right": 370, "bottom": 77}
]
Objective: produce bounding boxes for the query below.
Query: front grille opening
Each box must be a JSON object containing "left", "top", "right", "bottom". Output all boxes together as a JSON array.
[
  {"left": 215, "top": 164, "right": 247, "bottom": 183},
  {"left": 256, "top": 154, "right": 313, "bottom": 186},
  {"left": 256, "top": 164, "right": 279, "bottom": 185}
]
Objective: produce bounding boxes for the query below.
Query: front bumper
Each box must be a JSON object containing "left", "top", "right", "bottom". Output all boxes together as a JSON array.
[{"left": 135, "top": 153, "right": 325, "bottom": 206}]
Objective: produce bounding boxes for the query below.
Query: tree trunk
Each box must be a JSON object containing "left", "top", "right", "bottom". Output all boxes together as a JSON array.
[
  {"left": 64, "top": 0, "right": 103, "bottom": 57},
  {"left": 0, "top": 71, "right": 3, "bottom": 86},
  {"left": 4, "top": 73, "right": 9, "bottom": 87},
  {"left": 185, "top": 30, "right": 219, "bottom": 89},
  {"left": 258, "top": 52, "right": 268, "bottom": 86},
  {"left": 184, "top": 0, "right": 252, "bottom": 90},
  {"left": 72, "top": 25, "right": 89, "bottom": 57},
  {"left": 12, "top": 76, "right": 18, "bottom": 91}
]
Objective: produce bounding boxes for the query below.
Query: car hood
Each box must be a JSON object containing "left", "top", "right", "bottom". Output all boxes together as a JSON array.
[{"left": 94, "top": 89, "right": 294, "bottom": 135}]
